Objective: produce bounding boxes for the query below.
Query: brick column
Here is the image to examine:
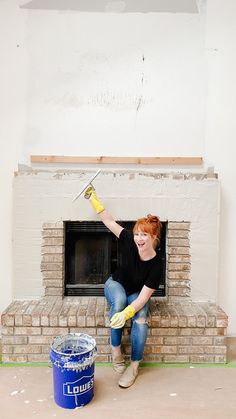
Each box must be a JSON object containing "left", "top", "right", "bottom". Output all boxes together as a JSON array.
[
  {"left": 167, "top": 222, "right": 191, "bottom": 300},
  {"left": 41, "top": 222, "right": 65, "bottom": 297}
]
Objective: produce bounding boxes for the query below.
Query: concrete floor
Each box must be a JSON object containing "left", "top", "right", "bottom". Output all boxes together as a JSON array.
[{"left": 0, "top": 364, "right": 236, "bottom": 419}]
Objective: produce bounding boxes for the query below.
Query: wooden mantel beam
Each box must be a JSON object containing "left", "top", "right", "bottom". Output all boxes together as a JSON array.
[{"left": 31, "top": 155, "right": 203, "bottom": 165}]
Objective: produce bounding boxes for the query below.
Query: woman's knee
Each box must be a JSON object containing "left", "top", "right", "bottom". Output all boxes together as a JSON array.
[
  {"left": 133, "top": 309, "right": 149, "bottom": 328},
  {"left": 111, "top": 295, "right": 127, "bottom": 312},
  {"left": 134, "top": 316, "right": 148, "bottom": 325},
  {"left": 104, "top": 278, "right": 127, "bottom": 310}
]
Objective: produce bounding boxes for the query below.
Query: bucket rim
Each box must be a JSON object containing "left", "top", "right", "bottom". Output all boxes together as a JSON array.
[{"left": 50, "top": 332, "right": 96, "bottom": 356}]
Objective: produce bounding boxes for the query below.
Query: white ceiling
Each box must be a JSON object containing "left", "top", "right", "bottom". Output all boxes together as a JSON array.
[{"left": 20, "top": 0, "right": 200, "bottom": 13}]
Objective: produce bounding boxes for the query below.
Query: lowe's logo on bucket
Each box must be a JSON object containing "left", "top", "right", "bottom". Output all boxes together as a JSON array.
[{"left": 63, "top": 375, "right": 94, "bottom": 396}]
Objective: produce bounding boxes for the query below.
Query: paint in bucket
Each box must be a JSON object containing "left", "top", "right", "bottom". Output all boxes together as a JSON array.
[{"left": 50, "top": 333, "right": 97, "bottom": 409}]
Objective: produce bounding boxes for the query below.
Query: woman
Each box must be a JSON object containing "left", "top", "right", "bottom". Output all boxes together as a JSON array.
[{"left": 84, "top": 185, "right": 162, "bottom": 388}]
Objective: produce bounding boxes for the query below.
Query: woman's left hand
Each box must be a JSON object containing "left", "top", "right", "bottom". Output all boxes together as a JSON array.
[{"left": 110, "top": 305, "right": 136, "bottom": 329}]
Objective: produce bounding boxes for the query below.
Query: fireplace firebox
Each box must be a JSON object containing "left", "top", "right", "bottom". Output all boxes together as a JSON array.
[{"left": 65, "top": 221, "right": 166, "bottom": 296}]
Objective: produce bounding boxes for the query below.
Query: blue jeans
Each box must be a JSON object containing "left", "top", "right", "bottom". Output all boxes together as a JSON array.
[{"left": 104, "top": 277, "right": 150, "bottom": 362}]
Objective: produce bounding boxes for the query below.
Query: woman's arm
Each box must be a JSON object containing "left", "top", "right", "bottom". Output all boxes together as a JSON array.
[
  {"left": 99, "top": 209, "right": 123, "bottom": 238},
  {"left": 84, "top": 186, "right": 123, "bottom": 238},
  {"left": 130, "top": 285, "right": 155, "bottom": 313}
]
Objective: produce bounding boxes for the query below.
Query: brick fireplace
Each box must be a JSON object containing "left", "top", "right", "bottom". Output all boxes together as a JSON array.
[{"left": 1, "top": 168, "right": 228, "bottom": 363}]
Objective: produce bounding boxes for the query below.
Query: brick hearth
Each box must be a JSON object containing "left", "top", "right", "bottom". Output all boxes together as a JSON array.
[{"left": 1, "top": 298, "right": 227, "bottom": 363}]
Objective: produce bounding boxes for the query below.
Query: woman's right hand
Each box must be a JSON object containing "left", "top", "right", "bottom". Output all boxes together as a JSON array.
[
  {"left": 84, "top": 186, "right": 105, "bottom": 214},
  {"left": 84, "top": 185, "right": 95, "bottom": 199}
]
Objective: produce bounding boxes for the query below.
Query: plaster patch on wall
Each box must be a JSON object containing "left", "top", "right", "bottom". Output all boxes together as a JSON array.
[
  {"left": 42, "top": 49, "right": 148, "bottom": 111},
  {"left": 52, "top": 91, "right": 147, "bottom": 111}
]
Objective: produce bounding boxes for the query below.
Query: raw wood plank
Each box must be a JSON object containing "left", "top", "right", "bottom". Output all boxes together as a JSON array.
[{"left": 31, "top": 155, "right": 203, "bottom": 165}]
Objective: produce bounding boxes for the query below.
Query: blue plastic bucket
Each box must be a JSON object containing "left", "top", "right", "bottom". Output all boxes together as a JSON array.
[{"left": 50, "top": 333, "right": 97, "bottom": 409}]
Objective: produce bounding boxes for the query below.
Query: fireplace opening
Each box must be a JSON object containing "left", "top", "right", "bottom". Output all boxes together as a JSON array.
[{"left": 65, "top": 221, "right": 166, "bottom": 297}]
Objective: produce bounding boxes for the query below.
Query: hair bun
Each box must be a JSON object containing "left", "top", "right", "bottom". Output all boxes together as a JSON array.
[{"left": 146, "top": 214, "right": 161, "bottom": 225}]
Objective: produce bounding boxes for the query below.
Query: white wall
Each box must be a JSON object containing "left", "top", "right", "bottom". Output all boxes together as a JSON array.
[
  {"left": 205, "top": 0, "right": 236, "bottom": 335},
  {"left": 0, "top": 0, "right": 28, "bottom": 316},
  {"left": 1, "top": 0, "right": 236, "bottom": 335},
  {"left": 22, "top": 8, "right": 206, "bottom": 162}
]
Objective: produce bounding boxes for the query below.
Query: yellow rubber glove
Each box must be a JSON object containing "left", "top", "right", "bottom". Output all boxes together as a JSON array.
[
  {"left": 110, "top": 305, "right": 136, "bottom": 329},
  {"left": 84, "top": 186, "right": 105, "bottom": 214}
]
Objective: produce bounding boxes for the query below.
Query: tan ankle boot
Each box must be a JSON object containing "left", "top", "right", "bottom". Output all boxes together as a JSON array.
[
  {"left": 118, "top": 364, "right": 139, "bottom": 388},
  {"left": 112, "top": 354, "right": 126, "bottom": 374}
]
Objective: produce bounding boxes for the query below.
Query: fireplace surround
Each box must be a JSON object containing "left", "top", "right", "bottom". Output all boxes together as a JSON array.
[{"left": 1, "top": 168, "right": 228, "bottom": 363}]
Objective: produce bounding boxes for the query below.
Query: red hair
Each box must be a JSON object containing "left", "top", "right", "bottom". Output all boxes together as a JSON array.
[{"left": 133, "top": 214, "right": 162, "bottom": 246}]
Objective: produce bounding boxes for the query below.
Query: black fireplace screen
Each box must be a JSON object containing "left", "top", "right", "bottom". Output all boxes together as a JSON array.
[{"left": 65, "top": 221, "right": 166, "bottom": 296}]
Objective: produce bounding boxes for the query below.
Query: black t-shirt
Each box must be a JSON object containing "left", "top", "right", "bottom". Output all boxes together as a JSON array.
[{"left": 112, "top": 228, "right": 162, "bottom": 295}]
